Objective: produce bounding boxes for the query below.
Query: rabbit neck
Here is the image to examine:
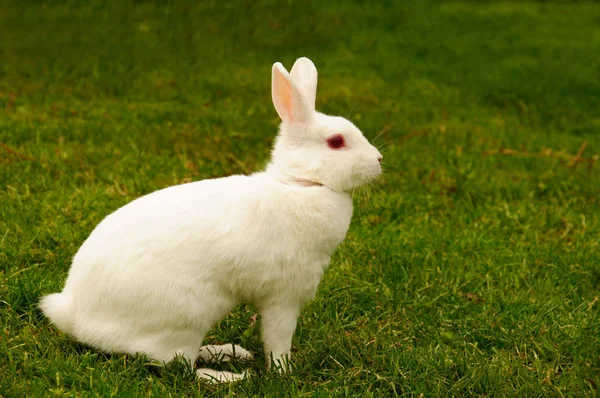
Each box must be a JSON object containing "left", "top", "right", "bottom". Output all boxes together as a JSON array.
[
  {"left": 264, "top": 166, "right": 325, "bottom": 189},
  {"left": 280, "top": 176, "right": 324, "bottom": 188}
]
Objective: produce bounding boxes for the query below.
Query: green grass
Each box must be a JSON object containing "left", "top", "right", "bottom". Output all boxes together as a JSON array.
[{"left": 1, "top": 0, "right": 599, "bottom": 396}]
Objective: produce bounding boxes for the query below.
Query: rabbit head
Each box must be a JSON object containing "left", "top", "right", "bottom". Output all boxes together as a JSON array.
[{"left": 267, "top": 57, "right": 382, "bottom": 192}]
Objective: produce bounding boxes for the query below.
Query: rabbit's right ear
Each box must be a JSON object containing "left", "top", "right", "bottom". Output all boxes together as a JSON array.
[
  {"left": 290, "top": 57, "right": 318, "bottom": 111},
  {"left": 272, "top": 62, "right": 314, "bottom": 125}
]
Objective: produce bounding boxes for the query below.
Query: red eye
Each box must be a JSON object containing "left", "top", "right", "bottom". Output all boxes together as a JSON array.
[{"left": 327, "top": 134, "right": 345, "bottom": 150}]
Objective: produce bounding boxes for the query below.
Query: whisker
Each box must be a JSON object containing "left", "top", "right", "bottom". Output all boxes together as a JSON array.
[
  {"left": 380, "top": 168, "right": 399, "bottom": 174},
  {"left": 360, "top": 183, "right": 376, "bottom": 213},
  {"left": 353, "top": 187, "right": 364, "bottom": 221},
  {"left": 380, "top": 160, "right": 396, "bottom": 165},
  {"left": 364, "top": 186, "right": 373, "bottom": 212},
  {"left": 371, "top": 124, "right": 395, "bottom": 147},
  {"left": 365, "top": 191, "right": 383, "bottom": 211},
  {"left": 369, "top": 182, "right": 385, "bottom": 201},
  {"left": 361, "top": 185, "right": 369, "bottom": 211},
  {"left": 367, "top": 185, "right": 375, "bottom": 211},
  {"left": 373, "top": 140, "right": 393, "bottom": 155},
  {"left": 346, "top": 102, "right": 357, "bottom": 120}
]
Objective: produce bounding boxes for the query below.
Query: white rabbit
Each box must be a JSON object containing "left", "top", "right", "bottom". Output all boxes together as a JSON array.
[{"left": 40, "top": 57, "right": 383, "bottom": 383}]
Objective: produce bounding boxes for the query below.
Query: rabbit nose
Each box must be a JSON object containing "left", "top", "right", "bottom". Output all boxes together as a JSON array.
[{"left": 377, "top": 156, "right": 383, "bottom": 163}]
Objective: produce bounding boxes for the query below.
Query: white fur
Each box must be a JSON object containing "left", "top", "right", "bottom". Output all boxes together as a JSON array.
[{"left": 40, "top": 57, "right": 382, "bottom": 382}]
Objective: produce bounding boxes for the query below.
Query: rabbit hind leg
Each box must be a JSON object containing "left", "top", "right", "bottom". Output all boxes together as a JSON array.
[{"left": 196, "top": 368, "right": 248, "bottom": 383}]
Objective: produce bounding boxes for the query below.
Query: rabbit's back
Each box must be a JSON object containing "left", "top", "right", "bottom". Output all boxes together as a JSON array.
[{"left": 67, "top": 173, "right": 351, "bottom": 284}]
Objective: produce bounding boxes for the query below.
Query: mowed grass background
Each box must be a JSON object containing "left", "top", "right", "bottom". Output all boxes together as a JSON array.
[{"left": 1, "top": 1, "right": 599, "bottom": 396}]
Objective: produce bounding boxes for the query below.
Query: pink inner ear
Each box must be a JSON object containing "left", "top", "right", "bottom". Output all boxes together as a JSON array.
[{"left": 281, "top": 79, "right": 293, "bottom": 123}]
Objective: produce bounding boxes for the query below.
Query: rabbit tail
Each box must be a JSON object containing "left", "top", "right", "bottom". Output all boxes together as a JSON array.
[{"left": 39, "top": 293, "right": 74, "bottom": 335}]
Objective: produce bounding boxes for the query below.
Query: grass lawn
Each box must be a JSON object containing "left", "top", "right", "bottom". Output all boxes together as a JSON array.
[{"left": 1, "top": 1, "right": 599, "bottom": 396}]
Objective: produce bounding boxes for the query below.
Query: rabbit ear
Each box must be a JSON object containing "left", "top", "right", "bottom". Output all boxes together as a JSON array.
[
  {"left": 290, "top": 57, "right": 318, "bottom": 110},
  {"left": 272, "top": 62, "right": 314, "bottom": 125}
]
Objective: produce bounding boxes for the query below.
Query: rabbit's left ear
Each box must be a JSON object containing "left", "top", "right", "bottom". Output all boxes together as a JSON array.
[
  {"left": 272, "top": 62, "right": 314, "bottom": 125},
  {"left": 290, "top": 57, "right": 318, "bottom": 111}
]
